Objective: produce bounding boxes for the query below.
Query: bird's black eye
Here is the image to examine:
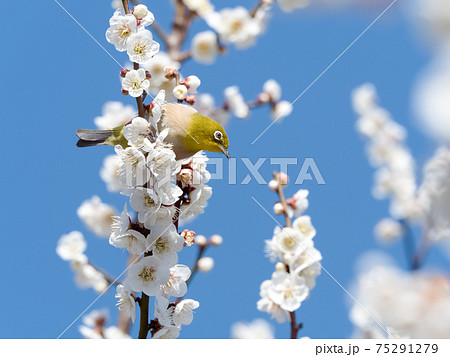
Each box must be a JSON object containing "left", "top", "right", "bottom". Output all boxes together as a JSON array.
[{"left": 214, "top": 130, "right": 223, "bottom": 141}]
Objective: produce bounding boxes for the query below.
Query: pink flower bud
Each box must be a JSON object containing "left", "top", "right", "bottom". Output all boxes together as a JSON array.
[
  {"left": 121, "top": 88, "right": 129, "bottom": 95},
  {"left": 145, "top": 71, "right": 152, "bottom": 79},
  {"left": 120, "top": 68, "right": 129, "bottom": 78},
  {"left": 185, "top": 95, "right": 196, "bottom": 105},
  {"left": 164, "top": 66, "right": 178, "bottom": 79}
]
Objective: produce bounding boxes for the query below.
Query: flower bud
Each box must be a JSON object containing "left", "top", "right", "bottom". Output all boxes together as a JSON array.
[
  {"left": 263, "top": 79, "right": 282, "bottom": 102},
  {"left": 268, "top": 179, "right": 279, "bottom": 191},
  {"left": 258, "top": 92, "right": 271, "bottom": 103},
  {"left": 271, "top": 100, "right": 293, "bottom": 122},
  {"left": 185, "top": 95, "right": 196, "bottom": 105},
  {"left": 273, "top": 202, "right": 284, "bottom": 215},
  {"left": 195, "top": 235, "right": 207, "bottom": 246},
  {"left": 120, "top": 68, "right": 129, "bottom": 78},
  {"left": 185, "top": 75, "right": 201, "bottom": 94},
  {"left": 210, "top": 234, "right": 223, "bottom": 246},
  {"left": 197, "top": 257, "right": 214, "bottom": 272},
  {"left": 164, "top": 66, "right": 178, "bottom": 79},
  {"left": 173, "top": 85, "right": 188, "bottom": 100},
  {"left": 276, "top": 172, "right": 289, "bottom": 186},
  {"left": 275, "top": 262, "right": 286, "bottom": 272},
  {"left": 145, "top": 71, "right": 152, "bottom": 79},
  {"left": 133, "top": 4, "right": 148, "bottom": 20},
  {"left": 121, "top": 88, "right": 129, "bottom": 95},
  {"left": 178, "top": 168, "right": 192, "bottom": 188},
  {"left": 181, "top": 229, "right": 196, "bottom": 247}
]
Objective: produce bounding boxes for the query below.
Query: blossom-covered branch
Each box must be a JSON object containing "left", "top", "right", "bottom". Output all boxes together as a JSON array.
[{"left": 256, "top": 172, "right": 322, "bottom": 339}]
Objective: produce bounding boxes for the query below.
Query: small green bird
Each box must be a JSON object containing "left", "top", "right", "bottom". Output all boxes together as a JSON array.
[{"left": 76, "top": 103, "right": 230, "bottom": 160}]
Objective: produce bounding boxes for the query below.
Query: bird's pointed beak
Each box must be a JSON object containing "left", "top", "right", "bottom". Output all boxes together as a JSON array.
[{"left": 221, "top": 145, "right": 230, "bottom": 160}]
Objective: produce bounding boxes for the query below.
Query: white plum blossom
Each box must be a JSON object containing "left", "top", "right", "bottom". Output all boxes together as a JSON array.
[
  {"left": 123, "top": 117, "right": 151, "bottom": 148},
  {"left": 94, "top": 101, "right": 135, "bottom": 130},
  {"left": 267, "top": 271, "right": 309, "bottom": 312},
  {"left": 292, "top": 215, "right": 316, "bottom": 241},
  {"left": 352, "top": 84, "right": 418, "bottom": 221},
  {"left": 266, "top": 227, "right": 306, "bottom": 262},
  {"left": 413, "top": 51, "right": 450, "bottom": 143},
  {"left": 288, "top": 189, "right": 309, "bottom": 217},
  {"left": 231, "top": 319, "right": 275, "bottom": 339},
  {"left": 122, "top": 68, "right": 150, "bottom": 97},
  {"left": 152, "top": 326, "right": 181, "bottom": 339},
  {"left": 183, "top": 0, "right": 214, "bottom": 17},
  {"left": 72, "top": 260, "right": 108, "bottom": 293},
  {"left": 110, "top": 228, "right": 148, "bottom": 255},
  {"left": 191, "top": 31, "right": 218, "bottom": 64},
  {"left": 257, "top": 280, "right": 290, "bottom": 323},
  {"left": 277, "top": 0, "right": 310, "bottom": 13},
  {"left": 56, "top": 231, "right": 87, "bottom": 261},
  {"left": 258, "top": 188, "right": 321, "bottom": 329},
  {"left": 350, "top": 261, "right": 450, "bottom": 338},
  {"left": 77, "top": 196, "right": 116, "bottom": 237},
  {"left": 149, "top": 89, "right": 166, "bottom": 130},
  {"left": 115, "top": 145, "right": 150, "bottom": 187},
  {"left": 155, "top": 296, "right": 200, "bottom": 327},
  {"left": 160, "top": 264, "right": 191, "bottom": 297},
  {"left": 146, "top": 145, "right": 179, "bottom": 182},
  {"left": 413, "top": 0, "right": 450, "bottom": 44},
  {"left": 172, "top": 299, "right": 200, "bottom": 326},
  {"left": 351, "top": 82, "right": 378, "bottom": 116},
  {"left": 149, "top": 225, "right": 184, "bottom": 267},
  {"left": 144, "top": 205, "right": 175, "bottom": 229},
  {"left": 116, "top": 284, "right": 136, "bottom": 323},
  {"left": 181, "top": 184, "right": 212, "bottom": 217},
  {"left": 207, "top": 7, "right": 262, "bottom": 49},
  {"left": 224, "top": 86, "right": 249, "bottom": 119},
  {"left": 106, "top": 13, "right": 138, "bottom": 51},
  {"left": 418, "top": 147, "right": 450, "bottom": 242},
  {"left": 129, "top": 187, "right": 161, "bottom": 223},
  {"left": 126, "top": 256, "right": 170, "bottom": 296},
  {"left": 100, "top": 154, "right": 124, "bottom": 192},
  {"left": 142, "top": 52, "right": 180, "bottom": 88},
  {"left": 126, "top": 30, "right": 160, "bottom": 64}
]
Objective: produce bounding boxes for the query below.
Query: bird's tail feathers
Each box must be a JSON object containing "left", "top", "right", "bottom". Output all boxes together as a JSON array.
[{"left": 76, "top": 129, "right": 112, "bottom": 147}]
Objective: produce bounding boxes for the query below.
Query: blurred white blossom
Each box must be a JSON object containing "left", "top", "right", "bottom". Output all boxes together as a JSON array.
[
  {"left": 350, "top": 262, "right": 450, "bottom": 338},
  {"left": 94, "top": 101, "right": 135, "bottom": 130},
  {"left": 56, "top": 231, "right": 86, "bottom": 261},
  {"left": 231, "top": 319, "right": 275, "bottom": 339},
  {"left": 191, "top": 31, "right": 219, "bottom": 64},
  {"left": 77, "top": 196, "right": 117, "bottom": 238}
]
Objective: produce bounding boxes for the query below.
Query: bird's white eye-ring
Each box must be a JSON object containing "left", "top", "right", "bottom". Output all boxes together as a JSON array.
[{"left": 214, "top": 130, "right": 223, "bottom": 141}]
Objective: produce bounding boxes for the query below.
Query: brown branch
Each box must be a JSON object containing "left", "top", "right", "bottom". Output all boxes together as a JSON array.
[
  {"left": 121, "top": 0, "right": 131, "bottom": 14},
  {"left": 166, "top": 0, "right": 197, "bottom": 62},
  {"left": 289, "top": 312, "right": 302, "bottom": 339},
  {"left": 274, "top": 172, "right": 291, "bottom": 228},
  {"left": 138, "top": 251, "right": 151, "bottom": 339}
]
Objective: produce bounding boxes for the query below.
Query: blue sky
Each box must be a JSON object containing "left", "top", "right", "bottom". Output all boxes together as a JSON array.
[{"left": 1, "top": 0, "right": 449, "bottom": 339}]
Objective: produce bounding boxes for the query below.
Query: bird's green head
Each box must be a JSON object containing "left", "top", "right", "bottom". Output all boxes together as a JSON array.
[{"left": 185, "top": 112, "right": 230, "bottom": 158}]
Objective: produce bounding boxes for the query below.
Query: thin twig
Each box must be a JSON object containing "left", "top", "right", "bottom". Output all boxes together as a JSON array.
[
  {"left": 275, "top": 173, "right": 291, "bottom": 228},
  {"left": 138, "top": 251, "right": 151, "bottom": 339}
]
